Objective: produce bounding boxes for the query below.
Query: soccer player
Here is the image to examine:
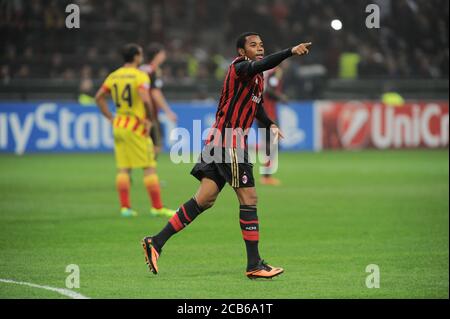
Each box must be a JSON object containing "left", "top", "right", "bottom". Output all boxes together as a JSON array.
[
  {"left": 95, "top": 43, "right": 175, "bottom": 218},
  {"left": 258, "top": 65, "right": 289, "bottom": 186},
  {"left": 142, "top": 33, "right": 311, "bottom": 279},
  {"left": 140, "top": 44, "right": 178, "bottom": 155}
]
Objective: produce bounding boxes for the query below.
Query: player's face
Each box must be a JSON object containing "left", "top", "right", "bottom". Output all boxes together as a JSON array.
[{"left": 244, "top": 35, "right": 265, "bottom": 61}]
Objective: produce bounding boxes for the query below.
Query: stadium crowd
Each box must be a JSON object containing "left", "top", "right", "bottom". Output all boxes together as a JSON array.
[{"left": 1, "top": 0, "right": 448, "bottom": 86}]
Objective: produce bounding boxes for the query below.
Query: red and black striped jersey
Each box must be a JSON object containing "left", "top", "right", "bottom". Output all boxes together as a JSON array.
[
  {"left": 206, "top": 47, "right": 294, "bottom": 149},
  {"left": 207, "top": 56, "right": 265, "bottom": 148}
]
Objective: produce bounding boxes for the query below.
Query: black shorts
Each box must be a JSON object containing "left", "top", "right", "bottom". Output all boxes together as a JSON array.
[{"left": 190, "top": 146, "right": 255, "bottom": 191}]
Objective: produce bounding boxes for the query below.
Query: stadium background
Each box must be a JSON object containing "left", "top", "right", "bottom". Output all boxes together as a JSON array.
[{"left": 0, "top": 0, "right": 448, "bottom": 299}]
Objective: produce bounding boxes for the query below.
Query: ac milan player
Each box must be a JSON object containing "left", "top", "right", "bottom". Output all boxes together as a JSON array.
[{"left": 142, "top": 32, "right": 312, "bottom": 279}]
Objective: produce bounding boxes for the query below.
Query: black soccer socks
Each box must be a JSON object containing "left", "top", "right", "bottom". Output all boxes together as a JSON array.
[
  {"left": 240, "top": 205, "right": 261, "bottom": 270},
  {"left": 152, "top": 198, "right": 204, "bottom": 251}
]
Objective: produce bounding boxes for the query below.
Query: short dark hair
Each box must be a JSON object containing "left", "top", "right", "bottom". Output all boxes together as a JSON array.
[
  {"left": 122, "top": 43, "right": 141, "bottom": 63},
  {"left": 146, "top": 43, "right": 164, "bottom": 61},
  {"left": 236, "top": 32, "right": 261, "bottom": 51}
]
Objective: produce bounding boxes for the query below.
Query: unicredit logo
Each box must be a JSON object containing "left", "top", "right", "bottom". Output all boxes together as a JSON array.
[
  {"left": 337, "top": 102, "right": 370, "bottom": 149},
  {"left": 335, "top": 102, "right": 449, "bottom": 150}
]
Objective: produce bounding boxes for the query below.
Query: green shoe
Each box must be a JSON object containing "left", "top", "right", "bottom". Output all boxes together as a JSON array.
[
  {"left": 121, "top": 207, "right": 138, "bottom": 217},
  {"left": 150, "top": 207, "right": 176, "bottom": 218}
]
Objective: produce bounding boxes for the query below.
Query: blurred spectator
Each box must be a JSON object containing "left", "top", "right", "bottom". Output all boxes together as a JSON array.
[
  {"left": 0, "top": 0, "right": 448, "bottom": 83},
  {"left": 1, "top": 65, "right": 12, "bottom": 84},
  {"left": 16, "top": 65, "right": 30, "bottom": 79}
]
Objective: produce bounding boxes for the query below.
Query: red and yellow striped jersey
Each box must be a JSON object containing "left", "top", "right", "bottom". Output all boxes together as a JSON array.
[{"left": 101, "top": 66, "right": 150, "bottom": 134}]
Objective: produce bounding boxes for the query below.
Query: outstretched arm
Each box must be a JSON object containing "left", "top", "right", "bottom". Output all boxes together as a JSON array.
[
  {"left": 236, "top": 42, "right": 312, "bottom": 78},
  {"left": 150, "top": 88, "right": 177, "bottom": 122}
]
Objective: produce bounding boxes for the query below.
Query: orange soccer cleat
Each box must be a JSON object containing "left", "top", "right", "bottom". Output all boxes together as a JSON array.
[
  {"left": 246, "top": 260, "right": 284, "bottom": 279},
  {"left": 141, "top": 237, "right": 160, "bottom": 275}
]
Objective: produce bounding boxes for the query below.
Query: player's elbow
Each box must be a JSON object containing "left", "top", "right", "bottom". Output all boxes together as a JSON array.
[
  {"left": 142, "top": 97, "right": 151, "bottom": 106},
  {"left": 94, "top": 92, "right": 104, "bottom": 104}
]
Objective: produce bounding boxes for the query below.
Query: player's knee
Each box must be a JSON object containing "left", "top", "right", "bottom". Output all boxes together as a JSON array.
[
  {"left": 195, "top": 194, "right": 216, "bottom": 211},
  {"left": 242, "top": 192, "right": 258, "bottom": 206},
  {"left": 201, "top": 196, "right": 216, "bottom": 210}
]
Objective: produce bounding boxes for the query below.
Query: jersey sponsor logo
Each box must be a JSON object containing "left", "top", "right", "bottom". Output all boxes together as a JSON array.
[{"left": 251, "top": 94, "right": 262, "bottom": 104}]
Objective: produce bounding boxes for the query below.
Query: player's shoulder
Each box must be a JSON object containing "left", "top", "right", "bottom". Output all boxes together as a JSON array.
[
  {"left": 105, "top": 67, "right": 129, "bottom": 81},
  {"left": 118, "top": 66, "right": 148, "bottom": 77},
  {"left": 134, "top": 68, "right": 150, "bottom": 80},
  {"left": 230, "top": 56, "right": 251, "bottom": 77},
  {"left": 121, "top": 67, "right": 150, "bottom": 84},
  {"left": 134, "top": 67, "right": 148, "bottom": 76},
  {"left": 232, "top": 56, "right": 249, "bottom": 66},
  {"left": 102, "top": 67, "right": 121, "bottom": 85},
  {"left": 105, "top": 67, "right": 120, "bottom": 78}
]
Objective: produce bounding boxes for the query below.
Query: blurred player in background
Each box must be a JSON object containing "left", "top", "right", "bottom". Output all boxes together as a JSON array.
[
  {"left": 140, "top": 43, "right": 178, "bottom": 155},
  {"left": 142, "top": 33, "right": 312, "bottom": 279},
  {"left": 95, "top": 43, "right": 175, "bottom": 218},
  {"left": 258, "top": 64, "right": 289, "bottom": 186}
]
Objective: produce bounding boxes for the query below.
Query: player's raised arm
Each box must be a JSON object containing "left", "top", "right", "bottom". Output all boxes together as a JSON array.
[
  {"left": 291, "top": 42, "right": 312, "bottom": 56},
  {"left": 236, "top": 36, "right": 312, "bottom": 78},
  {"left": 249, "top": 42, "right": 312, "bottom": 73},
  {"left": 241, "top": 48, "right": 293, "bottom": 77}
]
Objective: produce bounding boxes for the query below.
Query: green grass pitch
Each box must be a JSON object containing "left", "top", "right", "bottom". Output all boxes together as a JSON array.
[{"left": 0, "top": 150, "right": 448, "bottom": 299}]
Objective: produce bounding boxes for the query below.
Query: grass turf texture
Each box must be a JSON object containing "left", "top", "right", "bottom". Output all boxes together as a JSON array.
[{"left": 0, "top": 150, "right": 448, "bottom": 299}]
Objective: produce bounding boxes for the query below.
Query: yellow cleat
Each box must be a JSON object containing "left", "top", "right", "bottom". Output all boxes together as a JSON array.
[
  {"left": 150, "top": 207, "right": 176, "bottom": 218},
  {"left": 121, "top": 207, "right": 138, "bottom": 217}
]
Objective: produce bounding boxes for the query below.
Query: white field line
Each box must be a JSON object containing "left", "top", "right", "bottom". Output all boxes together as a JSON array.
[{"left": 0, "top": 278, "right": 90, "bottom": 299}]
